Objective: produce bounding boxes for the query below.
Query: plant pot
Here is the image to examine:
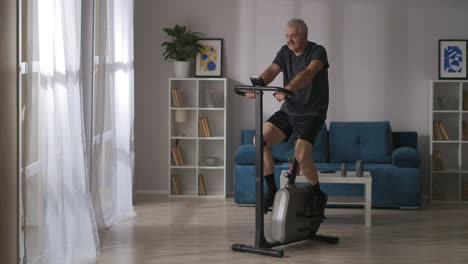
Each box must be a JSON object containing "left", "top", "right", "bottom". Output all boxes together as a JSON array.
[{"left": 173, "top": 61, "right": 191, "bottom": 78}]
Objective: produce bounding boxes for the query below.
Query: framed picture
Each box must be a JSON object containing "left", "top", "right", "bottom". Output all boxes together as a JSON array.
[
  {"left": 195, "top": 39, "right": 223, "bottom": 77},
  {"left": 439, "top": 39, "right": 467, "bottom": 80}
]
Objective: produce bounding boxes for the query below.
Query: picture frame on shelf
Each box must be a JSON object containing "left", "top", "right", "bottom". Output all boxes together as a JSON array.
[
  {"left": 439, "top": 39, "right": 467, "bottom": 80},
  {"left": 195, "top": 39, "right": 223, "bottom": 77}
]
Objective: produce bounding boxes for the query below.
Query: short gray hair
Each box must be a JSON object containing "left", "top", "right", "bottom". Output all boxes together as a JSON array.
[{"left": 286, "top": 18, "right": 308, "bottom": 36}]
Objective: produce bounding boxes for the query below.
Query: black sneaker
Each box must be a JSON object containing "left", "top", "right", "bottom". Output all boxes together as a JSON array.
[
  {"left": 263, "top": 188, "right": 277, "bottom": 214},
  {"left": 306, "top": 190, "right": 328, "bottom": 220}
]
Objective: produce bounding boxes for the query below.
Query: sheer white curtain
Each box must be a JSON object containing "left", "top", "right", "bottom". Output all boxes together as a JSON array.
[
  {"left": 91, "top": 0, "right": 136, "bottom": 229},
  {"left": 22, "top": 0, "right": 99, "bottom": 263}
]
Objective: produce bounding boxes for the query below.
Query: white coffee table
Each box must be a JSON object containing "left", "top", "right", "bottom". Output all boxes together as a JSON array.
[{"left": 280, "top": 170, "right": 372, "bottom": 227}]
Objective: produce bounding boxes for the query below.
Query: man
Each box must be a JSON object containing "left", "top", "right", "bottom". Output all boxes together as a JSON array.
[{"left": 246, "top": 18, "right": 329, "bottom": 217}]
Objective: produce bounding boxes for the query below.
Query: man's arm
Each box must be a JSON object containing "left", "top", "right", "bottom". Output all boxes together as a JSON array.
[
  {"left": 285, "top": 60, "right": 324, "bottom": 91},
  {"left": 245, "top": 64, "right": 281, "bottom": 99},
  {"left": 260, "top": 64, "right": 282, "bottom": 85}
]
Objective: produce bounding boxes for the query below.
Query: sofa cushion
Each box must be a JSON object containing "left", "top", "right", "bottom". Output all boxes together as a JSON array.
[
  {"left": 241, "top": 129, "right": 256, "bottom": 145},
  {"left": 273, "top": 163, "right": 420, "bottom": 207},
  {"left": 235, "top": 165, "right": 280, "bottom": 204},
  {"left": 312, "top": 124, "right": 328, "bottom": 163},
  {"left": 239, "top": 124, "right": 328, "bottom": 163},
  {"left": 329, "top": 121, "right": 393, "bottom": 163},
  {"left": 271, "top": 123, "right": 328, "bottom": 162},
  {"left": 392, "top": 147, "right": 420, "bottom": 168},
  {"left": 271, "top": 136, "right": 296, "bottom": 162},
  {"left": 235, "top": 144, "right": 255, "bottom": 165}
]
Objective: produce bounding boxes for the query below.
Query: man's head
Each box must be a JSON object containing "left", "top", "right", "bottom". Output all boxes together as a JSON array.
[{"left": 285, "top": 18, "right": 308, "bottom": 54}]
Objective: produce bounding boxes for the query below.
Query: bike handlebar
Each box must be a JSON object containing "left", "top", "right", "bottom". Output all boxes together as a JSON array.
[{"left": 233, "top": 85, "right": 295, "bottom": 97}]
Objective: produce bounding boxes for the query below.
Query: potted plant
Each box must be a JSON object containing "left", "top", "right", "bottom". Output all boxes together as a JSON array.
[{"left": 162, "top": 24, "right": 204, "bottom": 78}]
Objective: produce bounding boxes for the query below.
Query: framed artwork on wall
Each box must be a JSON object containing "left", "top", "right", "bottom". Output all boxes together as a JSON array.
[
  {"left": 195, "top": 39, "right": 223, "bottom": 77},
  {"left": 439, "top": 39, "right": 467, "bottom": 80}
]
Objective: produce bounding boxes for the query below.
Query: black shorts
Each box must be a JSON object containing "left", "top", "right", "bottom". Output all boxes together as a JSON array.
[{"left": 266, "top": 110, "right": 325, "bottom": 145}]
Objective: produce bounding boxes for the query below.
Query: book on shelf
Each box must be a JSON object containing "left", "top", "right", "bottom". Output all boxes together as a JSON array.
[
  {"left": 171, "top": 175, "right": 178, "bottom": 194},
  {"left": 463, "top": 183, "right": 468, "bottom": 201},
  {"left": 171, "top": 147, "right": 179, "bottom": 165},
  {"left": 435, "top": 150, "right": 444, "bottom": 170},
  {"left": 203, "top": 117, "right": 212, "bottom": 137},
  {"left": 436, "top": 120, "right": 450, "bottom": 140},
  {"left": 199, "top": 117, "right": 207, "bottom": 137},
  {"left": 171, "top": 88, "right": 184, "bottom": 108},
  {"left": 432, "top": 150, "right": 444, "bottom": 171},
  {"left": 463, "top": 91, "right": 468, "bottom": 110},
  {"left": 463, "top": 121, "right": 468, "bottom": 141},
  {"left": 171, "top": 88, "right": 179, "bottom": 107},
  {"left": 171, "top": 175, "right": 182, "bottom": 195},
  {"left": 433, "top": 120, "right": 442, "bottom": 140},
  {"left": 198, "top": 174, "right": 207, "bottom": 196},
  {"left": 171, "top": 144, "right": 184, "bottom": 166},
  {"left": 198, "top": 118, "right": 204, "bottom": 137},
  {"left": 199, "top": 117, "right": 212, "bottom": 137},
  {"left": 176, "top": 88, "right": 184, "bottom": 107},
  {"left": 176, "top": 146, "right": 184, "bottom": 165},
  {"left": 432, "top": 182, "right": 445, "bottom": 200}
]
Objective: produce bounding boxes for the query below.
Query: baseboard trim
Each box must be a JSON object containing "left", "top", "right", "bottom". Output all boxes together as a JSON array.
[
  {"left": 136, "top": 190, "right": 233, "bottom": 196},
  {"left": 135, "top": 190, "right": 168, "bottom": 195},
  {"left": 399, "top": 206, "right": 421, "bottom": 210}
]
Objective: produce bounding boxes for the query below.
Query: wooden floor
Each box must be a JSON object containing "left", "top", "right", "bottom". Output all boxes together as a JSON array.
[{"left": 96, "top": 194, "right": 468, "bottom": 264}]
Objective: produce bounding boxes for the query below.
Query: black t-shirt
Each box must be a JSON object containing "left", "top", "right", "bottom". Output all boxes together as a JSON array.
[{"left": 273, "top": 41, "right": 329, "bottom": 118}]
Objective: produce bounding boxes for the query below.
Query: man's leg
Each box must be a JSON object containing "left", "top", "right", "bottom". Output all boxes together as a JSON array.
[
  {"left": 295, "top": 139, "right": 327, "bottom": 218},
  {"left": 294, "top": 139, "right": 318, "bottom": 184},
  {"left": 253, "top": 122, "right": 286, "bottom": 209}
]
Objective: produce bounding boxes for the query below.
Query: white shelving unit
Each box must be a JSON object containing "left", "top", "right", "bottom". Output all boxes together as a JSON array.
[
  {"left": 429, "top": 80, "right": 468, "bottom": 202},
  {"left": 168, "top": 78, "right": 228, "bottom": 197}
]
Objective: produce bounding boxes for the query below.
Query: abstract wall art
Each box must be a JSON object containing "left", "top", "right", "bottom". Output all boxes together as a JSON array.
[
  {"left": 196, "top": 39, "right": 223, "bottom": 77},
  {"left": 439, "top": 39, "right": 467, "bottom": 80}
]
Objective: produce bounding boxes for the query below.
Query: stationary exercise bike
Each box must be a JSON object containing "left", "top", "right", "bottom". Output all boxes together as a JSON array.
[{"left": 231, "top": 76, "right": 339, "bottom": 258}]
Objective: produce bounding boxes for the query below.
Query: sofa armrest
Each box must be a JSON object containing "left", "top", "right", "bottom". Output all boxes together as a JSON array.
[
  {"left": 235, "top": 144, "right": 255, "bottom": 165},
  {"left": 241, "top": 129, "right": 255, "bottom": 145},
  {"left": 392, "top": 147, "right": 420, "bottom": 168}
]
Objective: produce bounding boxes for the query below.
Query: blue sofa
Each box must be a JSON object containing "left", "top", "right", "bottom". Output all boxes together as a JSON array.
[{"left": 234, "top": 121, "right": 421, "bottom": 208}]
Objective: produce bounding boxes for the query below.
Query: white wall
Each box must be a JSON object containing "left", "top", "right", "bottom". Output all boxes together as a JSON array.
[
  {"left": 135, "top": 0, "right": 468, "bottom": 200},
  {"left": 135, "top": 0, "right": 243, "bottom": 194}
]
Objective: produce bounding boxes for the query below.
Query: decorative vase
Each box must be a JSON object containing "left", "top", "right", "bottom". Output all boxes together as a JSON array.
[
  {"left": 205, "top": 88, "right": 216, "bottom": 108},
  {"left": 173, "top": 61, "right": 191, "bottom": 78},
  {"left": 355, "top": 160, "right": 364, "bottom": 177},
  {"left": 340, "top": 163, "right": 347, "bottom": 177}
]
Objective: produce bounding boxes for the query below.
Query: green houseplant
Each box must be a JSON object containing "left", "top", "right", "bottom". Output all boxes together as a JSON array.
[{"left": 161, "top": 24, "right": 203, "bottom": 77}]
